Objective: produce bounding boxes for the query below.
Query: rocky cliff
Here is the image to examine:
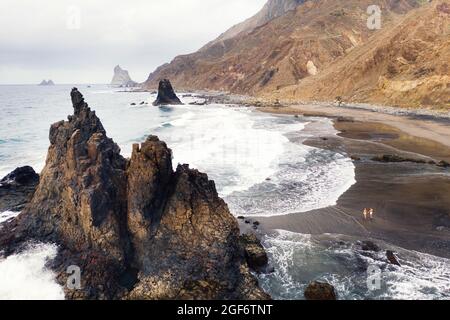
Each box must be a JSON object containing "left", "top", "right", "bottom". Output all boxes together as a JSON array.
[
  {"left": 144, "top": 0, "right": 449, "bottom": 109},
  {"left": 111, "top": 65, "right": 138, "bottom": 87},
  {"left": 0, "top": 88, "right": 269, "bottom": 300}
]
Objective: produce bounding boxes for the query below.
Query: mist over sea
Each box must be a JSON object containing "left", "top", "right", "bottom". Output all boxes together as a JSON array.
[{"left": 0, "top": 85, "right": 448, "bottom": 300}]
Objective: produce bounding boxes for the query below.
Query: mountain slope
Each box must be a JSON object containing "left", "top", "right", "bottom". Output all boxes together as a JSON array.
[
  {"left": 268, "top": 0, "right": 450, "bottom": 108},
  {"left": 144, "top": 0, "right": 449, "bottom": 109},
  {"left": 205, "top": 0, "right": 306, "bottom": 47}
]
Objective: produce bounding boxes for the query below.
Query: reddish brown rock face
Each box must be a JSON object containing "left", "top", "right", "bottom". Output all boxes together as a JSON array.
[
  {"left": 304, "top": 281, "right": 337, "bottom": 300},
  {"left": 0, "top": 88, "right": 269, "bottom": 300},
  {"left": 144, "top": 0, "right": 449, "bottom": 109}
]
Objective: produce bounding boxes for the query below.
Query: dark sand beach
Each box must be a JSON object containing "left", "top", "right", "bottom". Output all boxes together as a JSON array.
[{"left": 252, "top": 105, "right": 450, "bottom": 259}]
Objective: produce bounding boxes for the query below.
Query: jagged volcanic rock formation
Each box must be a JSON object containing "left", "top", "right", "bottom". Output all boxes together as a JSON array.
[
  {"left": 0, "top": 88, "right": 268, "bottom": 300},
  {"left": 152, "top": 79, "right": 182, "bottom": 106},
  {"left": 111, "top": 65, "right": 138, "bottom": 87}
]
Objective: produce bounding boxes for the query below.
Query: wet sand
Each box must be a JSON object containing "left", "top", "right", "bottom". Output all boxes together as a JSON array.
[{"left": 253, "top": 105, "right": 450, "bottom": 258}]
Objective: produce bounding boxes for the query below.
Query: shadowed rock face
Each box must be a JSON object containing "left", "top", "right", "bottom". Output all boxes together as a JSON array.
[
  {"left": 0, "top": 166, "right": 39, "bottom": 212},
  {"left": 153, "top": 79, "right": 182, "bottom": 106},
  {"left": 0, "top": 88, "right": 268, "bottom": 300}
]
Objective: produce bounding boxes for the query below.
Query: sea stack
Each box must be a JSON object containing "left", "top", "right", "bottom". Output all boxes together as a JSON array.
[
  {"left": 39, "top": 80, "right": 55, "bottom": 86},
  {"left": 111, "top": 65, "right": 138, "bottom": 87},
  {"left": 0, "top": 88, "right": 269, "bottom": 300},
  {"left": 152, "top": 79, "right": 182, "bottom": 106}
]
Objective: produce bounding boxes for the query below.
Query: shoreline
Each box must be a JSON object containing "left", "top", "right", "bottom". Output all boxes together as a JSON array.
[
  {"left": 258, "top": 104, "right": 450, "bottom": 160},
  {"left": 252, "top": 104, "right": 450, "bottom": 259}
]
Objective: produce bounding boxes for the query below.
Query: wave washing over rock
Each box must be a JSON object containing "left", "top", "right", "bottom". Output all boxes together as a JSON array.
[
  {"left": 0, "top": 243, "right": 64, "bottom": 300},
  {"left": 0, "top": 88, "right": 269, "bottom": 300},
  {"left": 0, "top": 211, "right": 20, "bottom": 224},
  {"left": 258, "top": 230, "right": 450, "bottom": 300}
]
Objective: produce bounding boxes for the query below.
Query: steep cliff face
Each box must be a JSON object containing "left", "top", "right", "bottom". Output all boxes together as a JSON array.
[
  {"left": 0, "top": 89, "right": 268, "bottom": 300},
  {"left": 144, "top": 0, "right": 448, "bottom": 109},
  {"left": 111, "top": 65, "right": 138, "bottom": 87}
]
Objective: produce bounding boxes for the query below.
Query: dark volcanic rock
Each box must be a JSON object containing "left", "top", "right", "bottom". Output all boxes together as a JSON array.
[
  {"left": 437, "top": 160, "right": 450, "bottom": 168},
  {"left": 304, "top": 281, "right": 337, "bottom": 300},
  {"left": 189, "top": 100, "right": 208, "bottom": 106},
  {"left": 0, "top": 166, "right": 39, "bottom": 212},
  {"left": 386, "top": 250, "right": 401, "bottom": 266},
  {"left": 153, "top": 79, "right": 182, "bottom": 106},
  {"left": 0, "top": 88, "right": 268, "bottom": 300},
  {"left": 371, "top": 154, "right": 427, "bottom": 164},
  {"left": 239, "top": 233, "right": 269, "bottom": 272},
  {"left": 360, "top": 240, "right": 381, "bottom": 252},
  {"left": 1, "top": 166, "right": 39, "bottom": 186}
]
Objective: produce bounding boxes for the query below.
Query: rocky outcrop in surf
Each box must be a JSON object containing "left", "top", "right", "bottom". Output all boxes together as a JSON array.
[
  {"left": 152, "top": 79, "right": 182, "bottom": 106},
  {"left": 111, "top": 65, "right": 138, "bottom": 87},
  {"left": 0, "top": 166, "right": 39, "bottom": 212},
  {"left": 239, "top": 233, "right": 269, "bottom": 273},
  {"left": 0, "top": 88, "right": 268, "bottom": 300},
  {"left": 304, "top": 281, "right": 337, "bottom": 300}
]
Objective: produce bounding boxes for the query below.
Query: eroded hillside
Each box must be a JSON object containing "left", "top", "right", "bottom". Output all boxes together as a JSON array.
[{"left": 144, "top": 0, "right": 449, "bottom": 109}]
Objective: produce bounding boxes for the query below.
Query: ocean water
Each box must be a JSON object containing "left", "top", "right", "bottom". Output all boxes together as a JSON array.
[
  {"left": 0, "top": 84, "right": 355, "bottom": 214},
  {"left": 0, "top": 84, "right": 448, "bottom": 300}
]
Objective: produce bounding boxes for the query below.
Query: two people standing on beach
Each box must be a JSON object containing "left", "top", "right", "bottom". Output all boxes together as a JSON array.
[{"left": 363, "top": 208, "right": 375, "bottom": 221}]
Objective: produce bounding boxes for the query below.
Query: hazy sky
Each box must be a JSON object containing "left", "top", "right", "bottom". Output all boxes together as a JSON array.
[{"left": 0, "top": 0, "right": 266, "bottom": 84}]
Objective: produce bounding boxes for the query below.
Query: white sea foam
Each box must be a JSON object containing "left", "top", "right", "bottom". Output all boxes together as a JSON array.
[
  {"left": 259, "top": 230, "right": 450, "bottom": 300},
  {"left": 168, "top": 111, "right": 196, "bottom": 127},
  {"left": 224, "top": 116, "right": 356, "bottom": 216},
  {"left": 0, "top": 243, "right": 65, "bottom": 300},
  {"left": 0, "top": 211, "right": 20, "bottom": 224},
  {"left": 161, "top": 106, "right": 292, "bottom": 196},
  {"left": 150, "top": 105, "right": 356, "bottom": 216}
]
